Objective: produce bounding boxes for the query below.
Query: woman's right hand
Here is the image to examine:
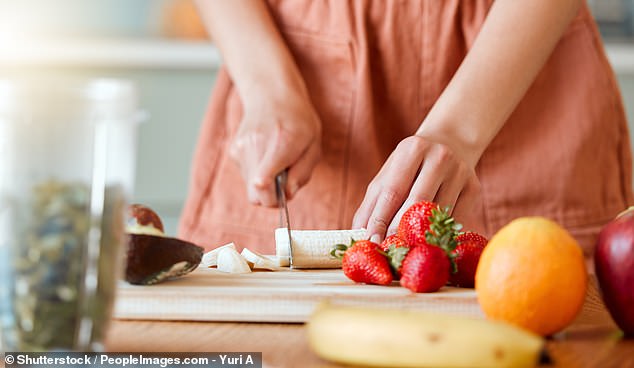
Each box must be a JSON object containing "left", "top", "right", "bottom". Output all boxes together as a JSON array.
[{"left": 230, "top": 93, "right": 322, "bottom": 207}]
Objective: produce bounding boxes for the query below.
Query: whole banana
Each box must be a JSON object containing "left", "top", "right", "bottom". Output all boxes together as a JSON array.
[{"left": 307, "top": 303, "right": 544, "bottom": 368}]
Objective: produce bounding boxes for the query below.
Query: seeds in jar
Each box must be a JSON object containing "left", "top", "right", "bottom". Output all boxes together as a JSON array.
[{"left": 5, "top": 180, "right": 124, "bottom": 351}]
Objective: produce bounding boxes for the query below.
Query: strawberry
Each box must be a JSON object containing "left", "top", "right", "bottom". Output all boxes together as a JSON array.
[
  {"left": 380, "top": 234, "right": 408, "bottom": 252},
  {"left": 399, "top": 244, "right": 451, "bottom": 293},
  {"left": 455, "top": 231, "right": 488, "bottom": 248},
  {"left": 449, "top": 232, "right": 488, "bottom": 288},
  {"left": 448, "top": 241, "right": 485, "bottom": 288},
  {"left": 397, "top": 201, "right": 439, "bottom": 247},
  {"left": 332, "top": 240, "right": 393, "bottom": 286},
  {"left": 391, "top": 207, "right": 462, "bottom": 292}
]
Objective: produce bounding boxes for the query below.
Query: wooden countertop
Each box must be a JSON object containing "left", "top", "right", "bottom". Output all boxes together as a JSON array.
[{"left": 105, "top": 277, "right": 634, "bottom": 368}]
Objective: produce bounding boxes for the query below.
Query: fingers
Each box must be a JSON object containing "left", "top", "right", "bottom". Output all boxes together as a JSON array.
[
  {"left": 351, "top": 154, "right": 399, "bottom": 230},
  {"left": 286, "top": 140, "right": 321, "bottom": 199},
  {"left": 254, "top": 127, "right": 322, "bottom": 205},
  {"left": 232, "top": 120, "right": 321, "bottom": 207},
  {"left": 356, "top": 137, "right": 426, "bottom": 241},
  {"left": 452, "top": 175, "right": 485, "bottom": 233},
  {"left": 400, "top": 145, "right": 479, "bottom": 233},
  {"left": 254, "top": 126, "right": 304, "bottom": 185},
  {"left": 229, "top": 126, "right": 281, "bottom": 207},
  {"left": 249, "top": 179, "right": 277, "bottom": 207},
  {"left": 355, "top": 136, "right": 483, "bottom": 240},
  {"left": 386, "top": 204, "right": 409, "bottom": 238},
  {"left": 384, "top": 147, "right": 447, "bottom": 236},
  {"left": 352, "top": 154, "right": 395, "bottom": 230},
  {"left": 365, "top": 187, "right": 406, "bottom": 243},
  {"left": 230, "top": 129, "right": 270, "bottom": 205},
  {"left": 431, "top": 151, "right": 467, "bottom": 211},
  {"left": 351, "top": 185, "right": 379, "bottom": 230}
]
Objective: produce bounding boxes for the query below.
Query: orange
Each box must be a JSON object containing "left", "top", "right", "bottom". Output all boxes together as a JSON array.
[{"left": 475, "top": 217, "right": 587, "bottom": 336}]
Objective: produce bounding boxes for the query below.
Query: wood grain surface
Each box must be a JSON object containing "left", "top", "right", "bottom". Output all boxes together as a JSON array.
[
  {"left": 115, "top": 268, "right": 481, "bottom": 322},
  {"left": 106, "top": 276, "right": 634, "bottom": 368}
]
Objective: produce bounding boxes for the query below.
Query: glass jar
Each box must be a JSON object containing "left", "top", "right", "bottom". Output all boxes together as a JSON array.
[{"left": 0, "top": 78, "right": 144, "bottom": 351}]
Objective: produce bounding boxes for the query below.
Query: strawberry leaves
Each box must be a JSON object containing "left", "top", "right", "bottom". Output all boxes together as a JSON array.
[{"left": 424, "top": 207, "right": 462, "bottom": 273}]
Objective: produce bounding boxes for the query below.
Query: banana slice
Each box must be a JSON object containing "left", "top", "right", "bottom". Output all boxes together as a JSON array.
[
  {"left": 216, "top": 247, "right": 251, "bottom": 274},
  {"left": 201, "top": 243, "right": 237, "bottom": 268},
  {"left": 241, "top": 248, "right": 284, "bottom": 271}
]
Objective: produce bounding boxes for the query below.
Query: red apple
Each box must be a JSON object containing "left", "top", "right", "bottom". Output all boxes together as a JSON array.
[
  {"left": 594, "top": 207, "right": 634, "bottom": 337},
  {"left": 127, "top": 203, "right": 164, "bottom": 233}
]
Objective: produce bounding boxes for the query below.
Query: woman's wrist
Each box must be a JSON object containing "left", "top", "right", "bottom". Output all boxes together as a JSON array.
[
  {"left": 415, "top": 111, "right": 490, "bottom": 170},
  {"left": 235, "top": 58, "right": 310, "bottom": 108}
]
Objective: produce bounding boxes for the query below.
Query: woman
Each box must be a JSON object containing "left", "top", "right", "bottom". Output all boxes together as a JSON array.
[{"left": 179, "top": 0, "right": 633, "bottom": 256}]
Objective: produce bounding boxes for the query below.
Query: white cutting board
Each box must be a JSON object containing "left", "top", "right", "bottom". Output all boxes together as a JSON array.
[{"left": 114, "top": 267, "right": 483, "bottom": 323}]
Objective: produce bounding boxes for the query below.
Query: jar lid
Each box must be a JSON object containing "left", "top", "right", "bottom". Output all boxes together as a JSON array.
[{"left": 0, "top": 78, "right": 144, "bottom": 122}]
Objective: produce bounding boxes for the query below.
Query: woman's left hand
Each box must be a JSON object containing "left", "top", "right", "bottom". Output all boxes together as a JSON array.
[{"left": 352, "top": 135, "right": 483, "bottom": 242}]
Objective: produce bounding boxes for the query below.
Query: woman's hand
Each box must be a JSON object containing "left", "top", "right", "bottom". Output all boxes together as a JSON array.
[
  {"left": 352, "top": 135, "right": 482, "bottom": 242},
  {"left": 230, "top": 94, "right": 322, "bottom": 207}
]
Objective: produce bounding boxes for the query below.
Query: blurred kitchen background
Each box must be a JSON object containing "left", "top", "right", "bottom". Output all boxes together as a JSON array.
[{"left": 1, "top": 0, "right": 633, "bottom": 237}]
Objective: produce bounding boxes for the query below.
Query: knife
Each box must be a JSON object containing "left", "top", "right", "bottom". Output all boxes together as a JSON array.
[{"left": 275, "top": 170, "right": 294, "bottom": 268}]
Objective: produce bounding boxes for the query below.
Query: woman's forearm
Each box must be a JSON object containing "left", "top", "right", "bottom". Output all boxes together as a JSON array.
[
  {"left": 195, "top": 0, "right": 308, "bottom": 101},
  {"left": 417, "top": 0, "right": 582, "bottom": 167}
]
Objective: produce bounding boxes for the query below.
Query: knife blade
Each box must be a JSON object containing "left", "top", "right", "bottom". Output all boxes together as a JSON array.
[{"left": 275, "top": 170, "right": 294, "bottom": 268}]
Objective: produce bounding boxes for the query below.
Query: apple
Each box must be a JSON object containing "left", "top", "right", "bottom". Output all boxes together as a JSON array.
[
  {"left": 594, "top": 207, "right": 634, "bottom": 337},
  {"left": 127, "top": 203, "right": 165, "bottom": 235}
]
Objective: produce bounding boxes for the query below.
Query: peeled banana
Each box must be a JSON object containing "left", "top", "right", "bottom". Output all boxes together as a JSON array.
[
  {"left": 275, "top": 228, "right": 368, "bottom": 268},
  {"left": 307, "top": 304, "right": 544, "bottom": 368}
]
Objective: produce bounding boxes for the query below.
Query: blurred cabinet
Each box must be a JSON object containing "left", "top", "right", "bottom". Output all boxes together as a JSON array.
[{"left": 589, "top": 0, "right": 634, "bottom": 39}]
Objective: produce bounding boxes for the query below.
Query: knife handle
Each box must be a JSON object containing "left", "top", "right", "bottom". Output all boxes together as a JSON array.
[{"left": 275, "top": 170, "right": 288, "bottom": 201}]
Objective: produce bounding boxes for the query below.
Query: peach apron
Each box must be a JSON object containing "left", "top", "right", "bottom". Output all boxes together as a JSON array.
[{"left": 179, "top": 0, "right": 633, "bottom": 255}]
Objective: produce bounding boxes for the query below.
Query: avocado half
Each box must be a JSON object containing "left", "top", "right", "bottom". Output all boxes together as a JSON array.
[{"left": 125, "top": 234, "right": 203, "bottom": 285}]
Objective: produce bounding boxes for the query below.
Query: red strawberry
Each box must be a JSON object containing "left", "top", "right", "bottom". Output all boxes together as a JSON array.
[
  {"left": 399, "top": 244, "right": 451, "bottom": 293},
  {"left": 448, "top": 241, "right": 485, "bottom": 288},
  {"left": 380, "top": 234, "right": 408, "bottom": 252},
  {"left": 449, "top": 232, "right": 487, "bottom": 288},
  {"left": 391, "top": 207, "right": 462, "bottom": 293},
  {"left": 455, "top": 231, "right": 488, "bottom": 248},
  {"left": 333, "top": 240, "right": 393, "bottom": 286},
  {"left": 397, "top": 201, "right": 439, "bottom": 247}
]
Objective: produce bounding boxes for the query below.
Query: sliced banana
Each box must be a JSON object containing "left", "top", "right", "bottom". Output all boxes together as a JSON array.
[
  {"left": 201, "top": 243, "right": 237, "bottom": 268},
  {"left": 241, "top": 248, "right": 284, "bottom": 271},
  {"left": 275, "top": 228, "right": 368, "bottom": 268},
  {"left": 216, "top": 247, "right": 252, "bottom": 274}
]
